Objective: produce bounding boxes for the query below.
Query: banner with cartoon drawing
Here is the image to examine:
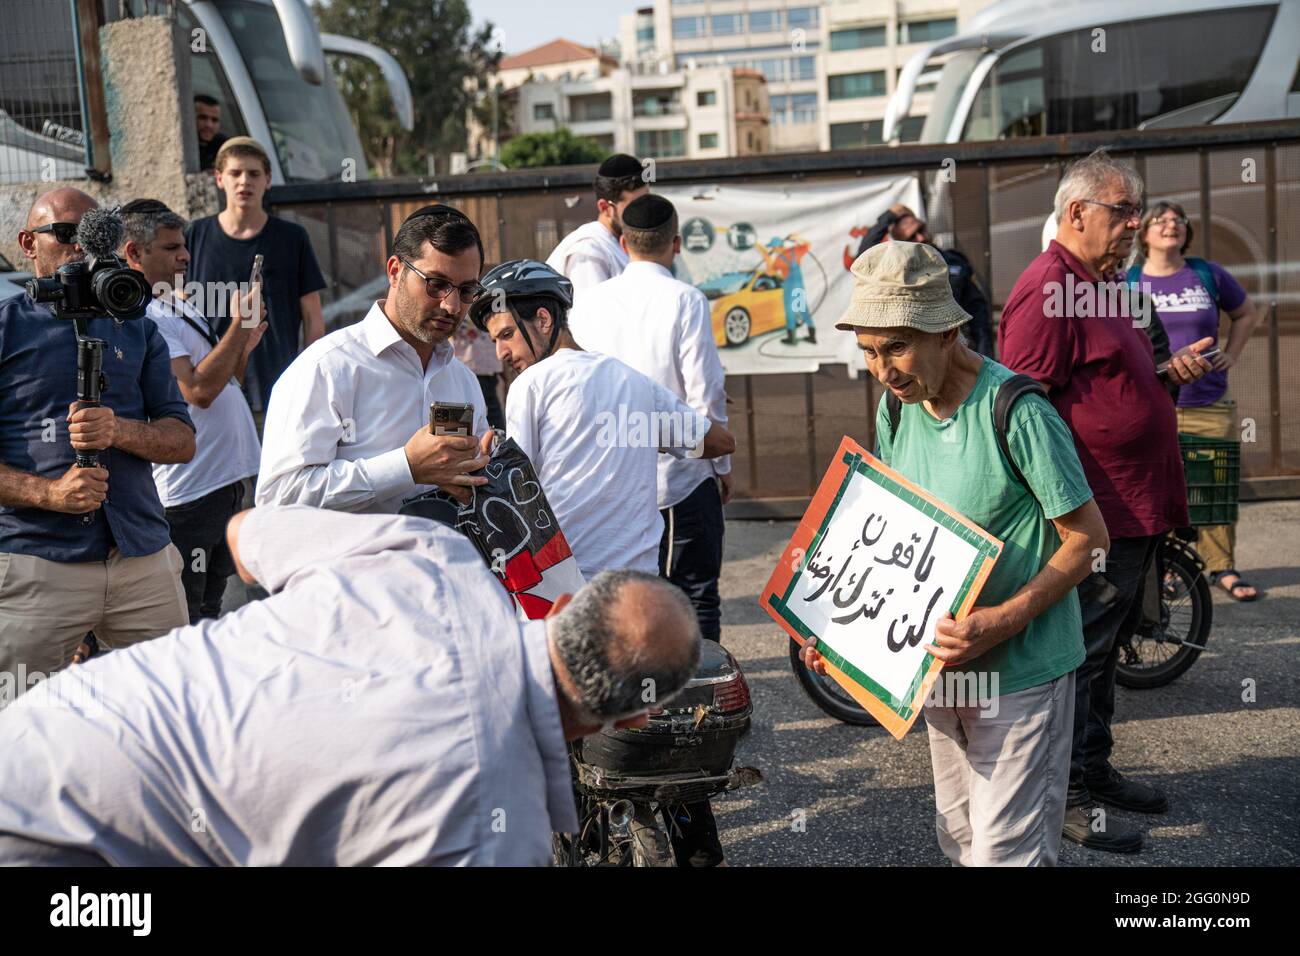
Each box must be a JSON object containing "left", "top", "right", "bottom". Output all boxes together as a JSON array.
[{"left": 657, "top": 177, "right": 923, "bottom": 376}]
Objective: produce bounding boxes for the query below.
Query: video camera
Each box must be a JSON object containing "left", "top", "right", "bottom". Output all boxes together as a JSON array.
[
  {"left": 24, "top": 207, "right": 150, "bottom": 322},
  {"left": 22, "top": 207, "right": 152, "bottom": 521}
]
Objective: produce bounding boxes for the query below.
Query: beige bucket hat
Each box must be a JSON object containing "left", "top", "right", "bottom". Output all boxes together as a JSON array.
[{"left": 836, "top": 241, "right": 971, "bottom": 333}]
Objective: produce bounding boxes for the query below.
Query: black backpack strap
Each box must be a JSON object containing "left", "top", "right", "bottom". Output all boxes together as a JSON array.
[
  {"left": 885, "top": 389, "right": 902, "bottom": 441},
  {"left": 993, "top": 374, "right": 1048, "bottom": 489}
]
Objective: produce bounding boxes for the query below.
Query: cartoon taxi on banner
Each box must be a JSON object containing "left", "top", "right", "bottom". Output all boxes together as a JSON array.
[
  {"left": 699, "top": 268, "right": 787, "bottom": 347},
  {"left": 699, "top": 233, "right": 817, "bottom": 348}
]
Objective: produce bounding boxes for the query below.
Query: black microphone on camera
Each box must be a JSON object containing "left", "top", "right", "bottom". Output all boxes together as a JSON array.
[{"left": 75, "top": 205, "right": 126, "bottom": 261}]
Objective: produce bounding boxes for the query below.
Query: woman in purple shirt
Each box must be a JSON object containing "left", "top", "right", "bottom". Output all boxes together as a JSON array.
[{"left": 1134, "top": 201, "right": 1263, "bottom": 600}]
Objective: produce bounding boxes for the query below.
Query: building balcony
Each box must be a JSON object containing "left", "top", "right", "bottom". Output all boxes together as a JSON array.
[{"left": 632, "top": 99, "right": 685, "bottom": 118}]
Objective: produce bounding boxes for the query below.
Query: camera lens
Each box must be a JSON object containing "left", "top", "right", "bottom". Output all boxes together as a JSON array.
[{"left": 92, "top": 266, "right": 150, "bottom": 320}]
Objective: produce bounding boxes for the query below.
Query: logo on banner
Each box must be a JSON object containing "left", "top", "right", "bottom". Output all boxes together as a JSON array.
[
  {"left": 726, "top": 222, "right": 757, "bottom": 251},
  {"left": 682, "top": 217, "right": 715, "bottom": 253}
]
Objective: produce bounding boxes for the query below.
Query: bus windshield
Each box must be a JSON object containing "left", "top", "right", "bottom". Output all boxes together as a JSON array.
[
  {"left": 919, "top": 50, "right": 986, "bottom": 143},
  {"left": 215, "top": 0, "right": 367, "bottom": 182}
]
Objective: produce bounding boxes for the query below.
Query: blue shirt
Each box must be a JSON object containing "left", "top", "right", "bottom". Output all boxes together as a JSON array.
[{"left": 0, "top": 294, "right": 193, "bottom": 562}]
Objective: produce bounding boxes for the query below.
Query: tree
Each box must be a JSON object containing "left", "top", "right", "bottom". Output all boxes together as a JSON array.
[
  {"left": 312, "top": 0, "right": 501, "bottom": 177},
  {"left": 500, "top": 128, "right": 608, "bottom": 169}
]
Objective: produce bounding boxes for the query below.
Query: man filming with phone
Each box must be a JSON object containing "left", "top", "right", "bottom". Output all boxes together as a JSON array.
[
  {"left": 257, "top": 205, "right": 491, "bottom": 514},
  {"left": 120, "top": 199, "right": 266, "bottom": 624},
  {"left": 0, "top": 189, "right": 195, "bottom": 699}
]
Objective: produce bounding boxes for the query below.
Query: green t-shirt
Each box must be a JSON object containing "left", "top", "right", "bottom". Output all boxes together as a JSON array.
[{"left": 875, "top": 358, "right": 1090, "bottom": 695}]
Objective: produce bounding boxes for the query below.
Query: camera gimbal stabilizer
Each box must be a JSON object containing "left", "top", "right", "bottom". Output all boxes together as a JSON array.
[{"left": 24, "top": 207, "right": 151, "bottom": 525}]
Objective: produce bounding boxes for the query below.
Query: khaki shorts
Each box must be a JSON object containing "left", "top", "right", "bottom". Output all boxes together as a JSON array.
[
  {"left": 924, "top": 671, "right": 1076, "bottom": 867},
  {"left": 0, "top": 544, "right": 187, "bottom": 701}
]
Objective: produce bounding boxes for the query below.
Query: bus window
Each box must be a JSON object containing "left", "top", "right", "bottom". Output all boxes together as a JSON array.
[
  {"left": 964, "top": 6, "right": 1276, "bottom": 140},
  {"left": 964, "top": 45, "right": 1046, "bottom": 140},
  {"left": 178, "top": 3, "right": 249, "bottom": 163}
]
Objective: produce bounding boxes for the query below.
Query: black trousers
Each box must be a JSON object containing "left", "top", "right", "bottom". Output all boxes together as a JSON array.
[
  {"left": 658, "top": 477, "right": 725, "bottom": 643},
  {"left": 659, "top": 477, "right": 727, "bottom": 865},
  {"left": 1069, "top": 533, "right": 1161, "bottom": 803},
  {"left": 164, "top": 481, "right": 245, "bottom": 625}
]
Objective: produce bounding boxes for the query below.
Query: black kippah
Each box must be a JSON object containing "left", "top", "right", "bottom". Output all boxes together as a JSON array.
[
  {"left": 120, "top": 198, "right": 171, "bottom": 216},
  {"left": 401, "top": 204, "right": 468, "bottom": 228},
  {"left": 622, "top": 194, "right": 673, "bottom": 230},
  {"left": 597, "top": 153, "right": 642, "bottom": 178}
]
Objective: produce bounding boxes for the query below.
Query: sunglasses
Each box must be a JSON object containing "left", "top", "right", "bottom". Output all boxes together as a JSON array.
[
  {"left": 30, "top": 222, "right": 79, "bottom": 245},
  {"left": 399, "top": 258, "right": 486, "bottom": 304}
]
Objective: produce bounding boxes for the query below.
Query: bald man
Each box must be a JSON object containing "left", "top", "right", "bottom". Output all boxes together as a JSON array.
[
  {"left": 0, "top": 189, "right": 194, "bottom": 703},
  {"left": 0, "top": 506, "right": 701, "bottom": 866},
  {"left": 17, "top": 186, "right": 96, "bottom": 279}
]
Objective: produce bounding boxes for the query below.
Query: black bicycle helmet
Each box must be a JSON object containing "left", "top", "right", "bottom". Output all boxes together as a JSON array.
[{"left": 468, "top": 259, "right": 573, "bottom": 332}]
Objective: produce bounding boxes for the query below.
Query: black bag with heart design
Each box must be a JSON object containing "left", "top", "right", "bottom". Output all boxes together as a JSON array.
[{"left": 453, "top": 438, "right": 586, "bottom": 619}]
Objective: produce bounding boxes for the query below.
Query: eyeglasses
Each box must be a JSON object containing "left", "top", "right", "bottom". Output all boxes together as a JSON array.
[
  {"left": 399, "top": 258, "right": 486, "bottom": 304},
  {"left": 1149, "top": 215, "right": 1189, "bottom": 229},
  {"left": 1082, "top": 199, "right": 1144, "bottom": 222},
  {"left": 30, "top": 222, "right": 79, "bottom": 245}
]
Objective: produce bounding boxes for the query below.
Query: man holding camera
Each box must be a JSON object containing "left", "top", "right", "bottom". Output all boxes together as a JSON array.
[
  {"left": 0, "top": 189, "right": 195, "bottom": 696},
  {"left": 120, "top": 198, "right": 266, "bottom": 624},
  {"left": 257, "top": 205, "right": 490, "bottom": 513}
]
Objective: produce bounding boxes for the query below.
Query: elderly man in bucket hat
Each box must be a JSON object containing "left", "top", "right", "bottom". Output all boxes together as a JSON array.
[{"left": 803, "top": 242, "right": 1110, "bottom": 866}]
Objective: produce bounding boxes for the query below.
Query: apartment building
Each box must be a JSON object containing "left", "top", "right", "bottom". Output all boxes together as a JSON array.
[
  {"left": 513, "top": 62, "right": 771, "bottom": 159},
  {"left": 621, "top": 1, "right": 996, "bottom": 153}
]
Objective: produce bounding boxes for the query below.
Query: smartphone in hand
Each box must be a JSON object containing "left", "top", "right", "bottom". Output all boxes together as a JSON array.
[
  {"left": 430, "top": 401, "right": 474, "bottom": 437},
  {"left": 1157, "top": 347, "right": 1220, "bottom": 378}
]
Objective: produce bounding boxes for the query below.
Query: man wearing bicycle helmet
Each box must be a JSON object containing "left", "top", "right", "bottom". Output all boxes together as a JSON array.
[
  {"left": 471, "top": 259, "right": 736, "bottom": 868},
  {"left": 470, "top": 259, "right": 735, "bottom": 582}
]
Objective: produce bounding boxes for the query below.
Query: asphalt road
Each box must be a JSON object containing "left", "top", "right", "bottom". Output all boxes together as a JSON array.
[{"left": 712, "top": 500, "right": 1300, "bottom": 867}]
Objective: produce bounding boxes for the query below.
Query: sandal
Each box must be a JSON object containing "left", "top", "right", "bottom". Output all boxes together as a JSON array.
[{"left": 1210, "top": 569, "right": 1260, "bottom": 602}]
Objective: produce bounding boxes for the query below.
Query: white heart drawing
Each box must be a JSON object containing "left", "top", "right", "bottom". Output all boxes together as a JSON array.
[
  {"left": 486, "top": 462, "right": 504, "bottom": 479},
  {"left": 508, "top": 467, "right": 541, "bottom": 506},
  {"left": 535, "top": 510, "right": 553, "bottom": 531}
]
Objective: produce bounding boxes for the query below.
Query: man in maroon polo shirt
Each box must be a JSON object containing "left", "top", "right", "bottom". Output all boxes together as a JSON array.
[{"left": 999, "top": 149, "right": 1213, "bottom": 855}]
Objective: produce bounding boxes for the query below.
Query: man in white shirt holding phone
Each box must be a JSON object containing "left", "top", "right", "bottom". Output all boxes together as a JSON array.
[{"left": 257, "top": 206, "right": 491, "bottom": 514}]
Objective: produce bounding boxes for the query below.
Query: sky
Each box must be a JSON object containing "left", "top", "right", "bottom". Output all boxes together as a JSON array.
[{"left": 467, "top": 0, "right": 645, "bottom": 57}]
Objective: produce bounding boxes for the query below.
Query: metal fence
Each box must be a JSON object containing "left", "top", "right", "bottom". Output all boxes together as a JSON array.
[
  {"left": 267, "top": 121, "right": 1300, "bottom": 507},
  {"left": 0, "top": 1, "right": 93, "bottom": 184}
]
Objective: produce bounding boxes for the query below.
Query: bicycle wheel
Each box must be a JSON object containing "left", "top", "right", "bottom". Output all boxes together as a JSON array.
[
  {"left": 788, "top": 637, "right": 879, "bottom": 726},
  {"left": 1116, "top": 543, "right": 1212, "bottom": 689}
]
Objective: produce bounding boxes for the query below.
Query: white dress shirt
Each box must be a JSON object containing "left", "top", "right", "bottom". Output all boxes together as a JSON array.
[
  {"left": 0, "top": 506, "right": 576, "bottom": 866},
  {"left": 257, "top": 301, "right": 488, "bottom": 513},
  {"left": 569, "top": 260, "right": 731, "bottom": 510},
  {"left": 546, "top": 221, "right": 629, "bottom": 298},
  {"left": 147, "top": 294, "right": 261, "bottom": 507},
  {"left": 507, "top": 349, "right": 709, "bottom": 578}
]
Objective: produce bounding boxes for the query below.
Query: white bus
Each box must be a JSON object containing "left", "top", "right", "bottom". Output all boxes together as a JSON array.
[{"left": 886, "top": 0, "right": 1300, "bottom": 144}]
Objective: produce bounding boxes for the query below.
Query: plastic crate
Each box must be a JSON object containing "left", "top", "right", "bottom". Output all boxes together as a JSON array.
[{"left": 1178, "top": 434, "right": 1239, "bottom": 526}]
